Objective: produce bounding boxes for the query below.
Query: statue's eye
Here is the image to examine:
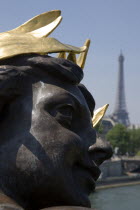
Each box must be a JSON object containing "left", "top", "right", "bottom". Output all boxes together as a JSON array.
[
  {"left": 55, "top": 105, "right": 74, "bottom": 128},
  {"left": 57, "top": 105, "right": 73, "bottom": 116}
]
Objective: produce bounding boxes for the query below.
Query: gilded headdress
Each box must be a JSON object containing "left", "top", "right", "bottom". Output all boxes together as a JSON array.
[
  {"left": 0, "top": 10, "right": 108, "bottom": 126},
  {"left": 0, "top": 10, "right": 90, "bottom": 69}
]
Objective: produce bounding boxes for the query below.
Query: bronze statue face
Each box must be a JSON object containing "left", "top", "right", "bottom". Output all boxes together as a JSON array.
[{"left": 0, "top": 55, "right": 112, "bottom": 209}]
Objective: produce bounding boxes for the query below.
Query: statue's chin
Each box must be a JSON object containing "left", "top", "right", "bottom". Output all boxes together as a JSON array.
[{"left": 22, "top": 194, "right": 91, "bottom": 210}]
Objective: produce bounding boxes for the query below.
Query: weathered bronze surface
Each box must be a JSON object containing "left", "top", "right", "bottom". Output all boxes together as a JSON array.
[{"left": 0, "top": 11, "right": 112, "bottom": 210}]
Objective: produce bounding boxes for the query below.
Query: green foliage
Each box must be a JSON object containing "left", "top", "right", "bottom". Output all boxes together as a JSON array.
[
  {"left": 128, "top": 128, "right": 140, "bottom": 155},
  {"left": 106, "top": 125, "right": 140, "bottom": 156},
  {"left": 106, "top": 124, "right": 130, "bottom": 155},
  {"left": 136, "top": 150, "right": 140, "bottom": 156},
  {"left": 95, "top": 124, "right": 104, "bottom": 134}
]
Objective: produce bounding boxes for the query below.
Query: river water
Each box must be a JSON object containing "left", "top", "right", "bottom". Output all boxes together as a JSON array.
[{"left": 90, "top": 184, "right": 140, "bottom": 210}]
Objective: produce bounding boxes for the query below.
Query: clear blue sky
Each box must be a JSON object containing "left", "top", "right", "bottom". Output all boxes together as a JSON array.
[{"left": 1, "top": 0, "right": 140, "bottom": 125}]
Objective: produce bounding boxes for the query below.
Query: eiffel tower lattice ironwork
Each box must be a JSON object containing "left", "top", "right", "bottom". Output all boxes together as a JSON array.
[{"left": 111, "top": 52, "right": 130, "bottom": 126}]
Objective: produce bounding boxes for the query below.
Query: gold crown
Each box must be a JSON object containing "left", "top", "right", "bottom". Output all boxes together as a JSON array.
[
  {"left": 0, "top": 10, "right": 90, "bottom": 69},
  {"left": 0, "top": 10, "right": 108, "bottom": 125}
]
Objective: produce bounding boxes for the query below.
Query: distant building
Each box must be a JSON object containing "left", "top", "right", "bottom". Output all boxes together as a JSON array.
[
  {"left": 110, "top": 52, "right": 130, "bottom": 127},
  {"left": 100, "top": 53, "right": 130, "bottom": 136},
  {"left": 101, "top": 117, "right": 115, "bottom": 135}
]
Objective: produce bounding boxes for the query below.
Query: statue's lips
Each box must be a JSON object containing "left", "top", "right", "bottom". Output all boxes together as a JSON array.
[
  {"left": 73, "top": 160, "right": 101, "bottom": 194},
  {"left": 87, "top": 163, "right": 101, "bottom": 182}
]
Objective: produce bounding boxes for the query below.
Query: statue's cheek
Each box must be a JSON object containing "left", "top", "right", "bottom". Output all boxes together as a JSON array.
[{"left": 16, "top": 144, "right": 43, "bottom": 174}]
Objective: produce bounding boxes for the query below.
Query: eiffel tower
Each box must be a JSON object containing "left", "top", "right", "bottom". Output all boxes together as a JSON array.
[{"left": 111, "top": 52, "right": 130, "bottom": 127}]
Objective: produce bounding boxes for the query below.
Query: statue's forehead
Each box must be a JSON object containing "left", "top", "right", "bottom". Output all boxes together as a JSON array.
[{"left": 32, "top": 81, "right": 88, "bottom": 108}]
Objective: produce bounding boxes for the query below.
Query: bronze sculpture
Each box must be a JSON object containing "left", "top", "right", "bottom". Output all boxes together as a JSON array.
[{"left": 0, "top": 10, "right": 112, "bottom": 210}]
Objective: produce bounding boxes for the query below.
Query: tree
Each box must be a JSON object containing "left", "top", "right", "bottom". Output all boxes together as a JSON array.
[
  {"left": 106, "top": 124, "right": 130, "bottom": 155},
  {"left": 128, "top": 128, "right": 140, "bottom": 155}
]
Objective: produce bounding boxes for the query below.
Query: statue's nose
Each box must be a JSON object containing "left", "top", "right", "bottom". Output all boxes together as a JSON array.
[{"left": 88, "top": 137, "right": 113, "bottom": 166}]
